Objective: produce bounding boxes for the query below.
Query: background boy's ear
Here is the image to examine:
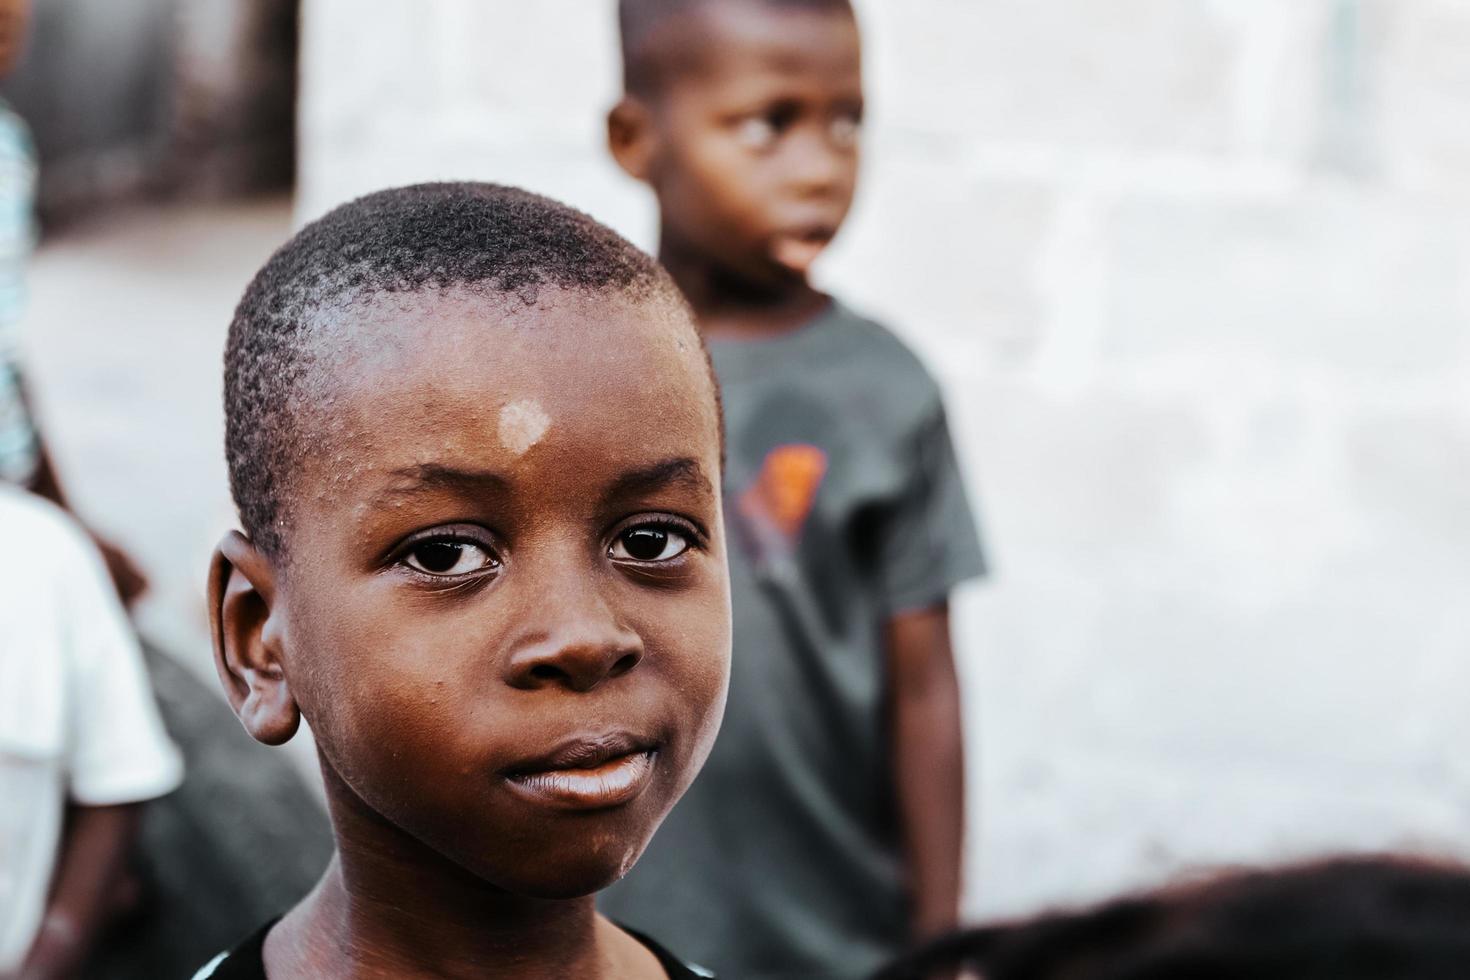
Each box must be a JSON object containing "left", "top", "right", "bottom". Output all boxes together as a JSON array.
[
  {"left": 608, "top": 96, "right": 656, "bottom": 183},
  {"left": 208, "top": 530, "right": 300, "bottom": 746}
]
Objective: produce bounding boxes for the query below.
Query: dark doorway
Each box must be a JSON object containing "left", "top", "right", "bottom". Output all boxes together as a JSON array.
[{"left": 0, "top": 0, "right": 299, "bottom": 225}]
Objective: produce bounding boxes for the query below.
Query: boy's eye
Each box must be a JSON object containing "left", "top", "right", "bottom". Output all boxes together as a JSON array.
[
  {"left": 736, "top": 116, "right": 778, "bottom": 149},
  {"left": 403, "top": 540, "right": 497, "bottom": 577},
  {"left": 830, "top": 114, "right": 861, "bottom": 148},
  {"left": 610, "top": 526, "right": 691, "bottom": 563}
]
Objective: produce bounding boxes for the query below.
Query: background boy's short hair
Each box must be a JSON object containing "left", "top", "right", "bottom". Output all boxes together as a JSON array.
[
  {"left": 224, "top": 181, "right": 695, "bottom": 557},
  {"left": 618, "top": 0, "right": 855, "bottom": 96}
]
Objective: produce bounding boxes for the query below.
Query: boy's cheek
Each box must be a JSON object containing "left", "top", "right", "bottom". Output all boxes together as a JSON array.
[
  {"left": 653, "top": 607, "right": 731, "bottom": 733},
  {"left": 308, "top": 675, "right": 489, "bottom": 804},
  {"left": 283, "top": 606, "right": 459, "bottom": 733},
  {"left": 635, "top": 581, "right": 730, "bottom": 658}
]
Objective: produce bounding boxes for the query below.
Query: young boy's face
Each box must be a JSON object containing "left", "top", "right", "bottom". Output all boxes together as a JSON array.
[
  {"left": 250, "top": 288, "right": 729, "bottom": 898},
  {"left": 624, "top": 2, "right": 863, "bottom": 285},
  {"left": 0, "top": 0, "right": 30, "bottom": 77}
]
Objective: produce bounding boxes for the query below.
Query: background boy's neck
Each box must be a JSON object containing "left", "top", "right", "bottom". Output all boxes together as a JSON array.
[{"left": 658, "top": 234, "right": 830, "bottom": 342}]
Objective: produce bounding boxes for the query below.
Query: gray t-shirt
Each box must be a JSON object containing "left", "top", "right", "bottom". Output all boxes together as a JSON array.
[{"left": 601, "top": 302, "right": 986, "bottom": 979}]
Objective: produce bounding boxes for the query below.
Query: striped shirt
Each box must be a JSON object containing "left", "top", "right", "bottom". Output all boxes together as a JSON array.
[{"left": 0, "top": 98, "right": 38, "bottom": 484}]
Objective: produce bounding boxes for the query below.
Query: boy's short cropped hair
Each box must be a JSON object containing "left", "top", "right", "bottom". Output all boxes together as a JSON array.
[
  {"left": 224, "top": 182, "right": 697, "bottom": 556},
  {"left": 618, "top": 0, "right": 854, "bottom": 96}
]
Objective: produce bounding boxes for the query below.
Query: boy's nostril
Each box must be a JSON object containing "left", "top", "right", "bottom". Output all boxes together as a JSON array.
[
  {"left": 530, "top": 664, "right": 561, "bottom": 681},
  {"left": 610, "top": 652, "right": 641, "bottom": 678}
]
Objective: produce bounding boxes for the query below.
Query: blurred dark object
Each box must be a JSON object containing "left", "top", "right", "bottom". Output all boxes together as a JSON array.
[
  {"left": 0, "top": 0, "right": 297, "bottom": 227},
  {"left": 876, "top": 856, "right": 1470, "bottom": 980},
  {"left": 92, "top": 531, "right": 149, "bottom": 608},
  {"left": 82, "top": 644, "right": 332, "bottom": 979}
]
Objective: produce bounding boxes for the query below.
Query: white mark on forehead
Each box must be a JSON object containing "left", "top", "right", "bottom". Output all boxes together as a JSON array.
[{"left": 498, "top": 399, "right": 552, "bottom": 456}]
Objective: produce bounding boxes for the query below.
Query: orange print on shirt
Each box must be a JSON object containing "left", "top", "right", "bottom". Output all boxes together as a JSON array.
[{"left": 738, "top": 444, "right": 829, "bottom": 541}]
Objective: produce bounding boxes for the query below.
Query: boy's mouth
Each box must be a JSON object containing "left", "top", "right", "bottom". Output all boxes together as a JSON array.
[
  {"left": 503, "top": 734, "right": 659, "bottom": 812},
  {"left": 771, "top": 226, "right": 835, "bottom": 273}
]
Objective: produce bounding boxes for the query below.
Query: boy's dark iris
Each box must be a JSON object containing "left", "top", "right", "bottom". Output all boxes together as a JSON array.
[
  {"left": 414, "top": 541, "right": 465, "bottom": 573},
  {"left": 622, "top": 528, "right": 668, "bottom": 561}
]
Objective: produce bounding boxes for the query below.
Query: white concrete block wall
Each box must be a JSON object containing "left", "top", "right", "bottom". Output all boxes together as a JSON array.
[{"left": 298, "top": 0, "right": 1470, "bottom": 920}]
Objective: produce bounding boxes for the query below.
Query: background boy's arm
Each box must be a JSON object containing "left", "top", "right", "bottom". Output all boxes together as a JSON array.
[
  {"left": 20, "top": 803, "right": 142, "bottom": 980},
  {"left": 886, "top": 602, "right": 966, "bottom": 940}
]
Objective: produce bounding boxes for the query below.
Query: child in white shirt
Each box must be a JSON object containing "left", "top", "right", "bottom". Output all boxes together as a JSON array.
[{"left": 0, "top": 486, "right": 182, "bottom": 977}]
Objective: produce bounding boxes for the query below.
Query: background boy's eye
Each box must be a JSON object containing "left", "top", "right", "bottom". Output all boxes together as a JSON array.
[
  {"left": 403, "top": 540, "right": 496, "bottom": 576},
  {"left": 611, "top": 526, "right": 690, "bottom": 563},
  {"left": 736, "top": 116, "right": 778, "bottom": 149},
  {"left": 830, "top": 114, "right": 860, "bottom": 148}
]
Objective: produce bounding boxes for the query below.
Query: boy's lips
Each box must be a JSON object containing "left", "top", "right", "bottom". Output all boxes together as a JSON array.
[
  {"left": 503, "top": 733, "right": 659, "bottom": 812},
  {"left": 771, "top": 227, "right": 835, "bottom": 273}
]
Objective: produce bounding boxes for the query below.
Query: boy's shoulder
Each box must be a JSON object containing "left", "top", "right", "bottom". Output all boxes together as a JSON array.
[
  {"left": 719, "top": 299, "right": 945, "bottom": 413},
  {"left": 0, "top": 489, "right": 127, "bottom": 656},
  {"left": 826, "top": 300, "right": 942, "bottom": 390},
  {"left": 0, "top": 486, "right": 96, "bottom": 577},
  {"left": 191, "top": 921, "right": 717, "bottom": 980},
  {"left": 790, "top": 299, "right": 950, "bottom": 428}
]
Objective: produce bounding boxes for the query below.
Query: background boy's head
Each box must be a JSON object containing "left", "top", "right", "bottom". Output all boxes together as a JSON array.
[
  {"left": 0, "top": 0, "right": 29, "bottom": 77},
  {"left": 880, "top": 856, "right": 1470, "bottom": 980},
  {"left": 609, "top": 0, "right": 862, "bottom": 286},
  {"left": 212, "top": 182, "right": 730, "bottom": 899}
]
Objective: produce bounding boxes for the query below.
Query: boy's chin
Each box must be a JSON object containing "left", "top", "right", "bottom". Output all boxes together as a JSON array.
[{"left": 459, "top": 832, "right": 657, "bottom": 901}]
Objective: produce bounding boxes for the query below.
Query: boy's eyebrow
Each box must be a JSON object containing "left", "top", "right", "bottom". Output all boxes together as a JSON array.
[
  {"left": 602, "top": 457, "right": 714, "bottom": 502},
  {"left": 378, "top": 464, "right": 511, "bottom": 498}
]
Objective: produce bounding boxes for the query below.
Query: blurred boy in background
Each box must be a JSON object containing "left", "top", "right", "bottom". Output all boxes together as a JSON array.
[
  {"left": 601, "top": 1, "right": 986, "bottom": 976},
  {"left": 0, "top": 0, "right": 146, "bottom": 604}
]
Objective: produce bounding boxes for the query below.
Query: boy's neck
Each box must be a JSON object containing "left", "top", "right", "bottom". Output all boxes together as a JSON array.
[
  {"left": 264, "top": 768, "right": 661, "bottom": 979},
  {"left": 658, "top": 232, "right": 831, "bottom": 342}
]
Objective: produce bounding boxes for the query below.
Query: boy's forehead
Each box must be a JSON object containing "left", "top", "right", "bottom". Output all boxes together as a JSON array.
[
  {"left": 298, "top": 285, "right": 716, "bottom": 476},
  {"left": 285, "top": 308, "right": 721, "bottom": 549},
  {"left": 315, "top": 285, "right": 694, "bottom": 380},
  {"left": 644, "top": 0, "right": 859, "bottom": 95}
]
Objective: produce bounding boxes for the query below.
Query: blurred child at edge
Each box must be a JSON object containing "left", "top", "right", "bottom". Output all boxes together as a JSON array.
[
  {"left": 0, "top": 486, "right": 184, "bottom": 979},
  {"left": 600, "top": 1, "right": 987, "bottom": 977},
  {"left": 0, "top": 0, "right": 147, "bottom": 605}
]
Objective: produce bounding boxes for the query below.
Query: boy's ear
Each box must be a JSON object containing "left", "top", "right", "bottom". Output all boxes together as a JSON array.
[
  {"left": 608, "top": 96, "right": 657, "bottom": 183},
  {"left": 208, "top": 530, "right": 300, "bottom": 746}
]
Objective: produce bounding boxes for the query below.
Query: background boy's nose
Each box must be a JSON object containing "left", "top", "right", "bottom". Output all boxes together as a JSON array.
[
  {"left": 504, "top": 600, "right": 645, "bottom": 693},
  {"left": 785, "top": 129, "right": 851, "bottom": 197}
]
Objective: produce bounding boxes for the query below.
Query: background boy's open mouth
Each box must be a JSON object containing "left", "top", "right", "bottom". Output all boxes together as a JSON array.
[{"left": 771, "top": 226, "right": 835, "bottom": 272}]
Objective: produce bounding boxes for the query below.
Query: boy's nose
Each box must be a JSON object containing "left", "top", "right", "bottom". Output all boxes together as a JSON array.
[
  {"left": 786, "top": 131, "right": 850, "bottom": 198},
  {"left": 503, "top": 589, "right": 644, "bottom": 693}
]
